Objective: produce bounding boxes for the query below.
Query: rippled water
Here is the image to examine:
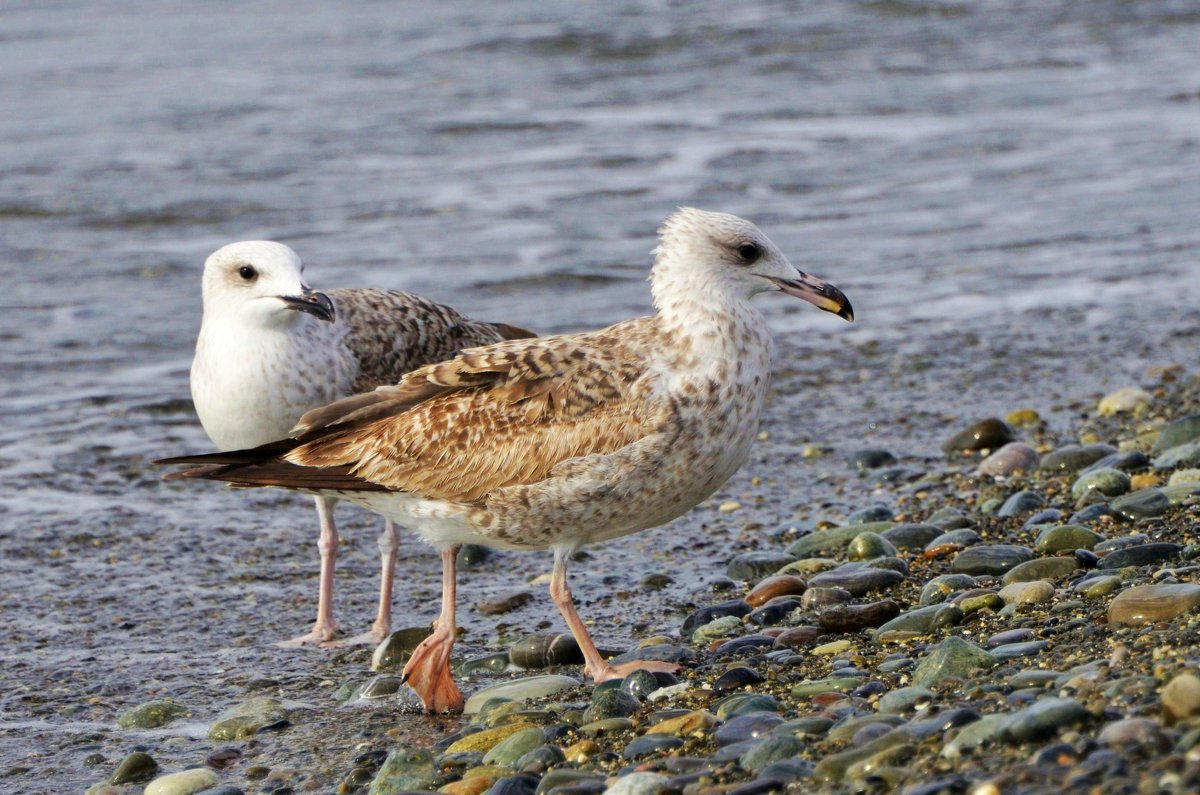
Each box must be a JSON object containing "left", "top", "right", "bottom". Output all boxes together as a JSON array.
[{"left": 2, "top": 1, "right": 1200, "bottom": 791}]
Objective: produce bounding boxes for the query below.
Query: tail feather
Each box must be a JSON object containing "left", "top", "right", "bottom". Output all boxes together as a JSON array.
[
  {"left": 154, "top": 438, "right": 387, "bottom": 492},
  {"left": 489, "top": 322, "right": 536, "bottom": 341}
]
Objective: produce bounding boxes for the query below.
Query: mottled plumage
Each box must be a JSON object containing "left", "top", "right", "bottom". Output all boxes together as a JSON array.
[
  {"left": 187, "top": 241, "right": 532, "bottom": 646},
  {"left": 162, "top": 210, "right": 852, "bottom": 710}
]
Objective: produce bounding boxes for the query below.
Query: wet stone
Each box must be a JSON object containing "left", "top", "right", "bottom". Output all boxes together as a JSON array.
[
  {"left": 1001, "top": 556, "right": 1080, "bottom": 584},
  {"left": 986, "top": 627, "right": 1032, "bottom": 647},
  {"left": 360, "top": 676, "right": 403, "bottom": 699},
  {"left": 989, "top": 641, "right": 1049, "bottom": 662},
  {"left": 716, "top": 693, "right": 780, "bottom": 720},
  {"left": 463, "top": 675, "right": 581, "bottom": 715},
  {"left": 787, "top": 523, "right": 894, "bottom": 558},
  {"left": 726, "top": 551, "right": 797, "bottom": 582},
  {"left": 772, "top": 626, "right": 822, "bottom": 649},
  {"left": 207, "top": 697, "right": 292, "bottom": 741},
  {"left": 847, "top": 504, "right": 895, "bottom": 524},
  {"left": 510, "top": 633, "right": 583, "bottom": 670},
  {"left": 621, "top": 670, "right": 660, "bottom": 701},
  {"left": 1098, "top": 718, "right": 1169, "bottom": 751},
  {"left": 996, "top": 491, "right": 1045, "bottom": 518},
  {"left": 603, "top": 772, "right": 668, "bottom": 795},
  {"left": 1154, "top": 442, "right": 1200, "bottom": 470},
  {"left": 581, "top": 688, "right": 639, "bottom": 723},
  {"left": 1110, "top": 487, "right": 1170, "bottom": 520},
  {"left": 877, "top": 686, "right": 934, "bottom": 714},
  {"left": 1095, "top": 534, "right": 1150, "bottom": 552},
  {"left": 801, "top": 587, "right": 851, "bottom": 609},
  {"left": 1076, "top": 574, "right": 1121, "bottom": 599},
  {"left": 865, "top": 465, "right": 924, "bottom": 486},
  {"left": 715, "top": 713, "right": 784, "bottom": 746},
  {"left": 459, "top": 652, "right": 511, "bottom": 676},
  {"left": 109, "top": 752, "right": 158, "bottom": 785},
  {"left": 693, "top": 615, "right": 744, "bottom": 643},
  {"left": 739, "top": 733, "right": 804, "bottom": 775},
  {"left": 1040, "top": 443, "right": 1118, "bottom": 474},
  {"left": 942, "top": 714, "right": 1007, "bottom": 758},
  {"left": 1070, "top": 503, "right": 1116, "bottom": 524},
  {"left": 144, "top": 769, "right": 219, "bottom": 795},
  {"left": 998, "top": 580, "right": 1055, "bottom": 605},
  {"left": 713, "top": 634, "right": 776, "bottom": 658},
  {"left": 807, "top": 565, "right": 904, "bottom": 596},
  {"left": 1107, "top": 583, "right": 1200, "bottom": 626},
  {"left": 487, "top": 773, "right": 540, "bottom": 795},
  {"left": 927, "top": 507, "right": 974, "bottom": 530},
  {"left": 117, "top": 699, "right": 187, "bottom": 730},
  {"left": 872, "top": 604, "right": 962, "bottom": 642},
  {"left": 748, "top": 596, "right": 801, "bottom": 626},
  {"left": 848, "top": 449, "right": 896, "bottom": 471},
  {"left": 745, "top": 575, "right": 806, "bottom": 607},
  {"left": 371, "top": 627, "right": 432, "bottom": 671},
  {"left": 907, "top": 707, "right": 980, "bottom": 740},
  {"left": 920, "top": 574, "right": 978, "bottom": 605},
  {"left": 846, "top": 532, "right": 897, "bottom": 561},
  {"left": 978, "top": 442, "right": 1040, "bottom": 477},
  {"left": 912, "top": 637, "right": 998, "bottom": 689},
  {"left": 881, "top": 523, "right": 942, "bottom": 550},
  {"left": 925, "top": 529, "right": 981, "bottom": 553},
  {"left": 1162, "top": 672, "right": 1200, "bottom": 723},
  {"left": 1083, "top": 450, "right": 1151, "bottom": 473},
  {"left": 943, "top": 418, "right": 1016, "bottom": 454},
  {"left": 1022, "top": 508, "right": 1062, "bottom": 529},
  {"left": 1153, "top": 413, "right": 1200, "bottom": 453},
  {"left": 817, "top": 600, "right": 900, "bottom": 633},
  {"left": 476, "top": 592, "right": 535, "bottom": 616},
  {"left": 1071, "top": 468, "right": 1131, "bottom": 500},
  {"left": 998, "top": 697, "right": 1087, "bottom": 743},
  {"left": 950, "top": 545, "right": 1033, "bottom": 576},
  {"left": 712, "top": 666, "right": 764, "bottom": 695},
  {"left": 680, "top": 599, "right": 752, "bottom": 636},
  {"left": 483, "top": 728, "right": 546, "bottom": 767},
  {"left": 622, "top": 734, "right": 683, "bottom": 760},
  {"left": 1097, "top": 542, "right": 1181, "bottom": 570},
  {"left": 1035, "top": 525, "right": 1104, "bottom": 554},
  {"left": 812, "top": 728, "right": 913, "bottom": 784}
]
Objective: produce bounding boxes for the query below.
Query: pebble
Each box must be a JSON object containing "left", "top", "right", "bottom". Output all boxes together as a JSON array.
[
  {"left": 788, "top": 523, "right": 892, "bottom": 558},
  {"left": 744, "top": 575, "right": 806, "bottom": 607},
  {"left": 476, "top": 592, "right": 534, "bottom": 616},
  {"left": 846, "top": 531, "right": 898, "bottom": 561},
  {"left": 848, "top": 449, "right": 897, "bottom": 471},
  {"left": 645, "top": 710, "right": 716, "bottom": 737},
  {"left": 1107, "top": 583, "right": 1200, "bottom": 626},
  {"left": 1071, "top": 468, "right": 1131, "bottom": 500},
  {"left": 941, "top": 714, "right": 1007, "bottom": 758},
  {"left": 739, "top": 734, "right": 804, "bottom": 775},
  {"left": 117, "top": 699, "right": 187, "bottom": 730},
  {"left": 807, "top": 565, "right": 905, "bottom": 596},
  {"left": 920, "top": 574, "right": 978, "bottom": 604},
  {"left": 463, "top": 676, "right": 581, "bottom": 714},
  {"left": 680, "top": 599, "right": 753, "bottom": 636},
  {"left": 995, "top": 491, "right": 1045, "bottom": 518},
  {"left": 1109, "top": 487, "right": 1170, "bottom": 520},
  {"left": 622, "top": 735, "right": 683, "bottom": 760},
  {"left": 603, "top": 772, "right": 669, "bottom": 795},
  {"left": 1034, "top": 524, "right": 1104, "bottom": 554},
  {"left": 446, "top": 724, "right": 537, "bottom": 754},
  {"left": 1039, "top": 443, "right": 1118, "bottom": 474},
  {"left": 950, "top": 545, "right": 1033, "bottom": 576},
  {"left": 812, "top": 728, "right": 913, "bottom": 783},
  {"left": 772, "top": 626, "right": 822, "bottom": 648},
  {"left": 877, "top": 686, "right": 934, "bottom": 714},
  {"left": 1081, "top": 450, "right": 1151, "bottom": 474},
  {"left": 997, "top": 580, "right": 1055, "bottom": 605},
  {"left": 943, "top": 418, "right": 1016, "bottom": 454},
  {"left": 1162, "top": 672, "right": 1200, "bottom": 723},
  {"left": 1000, "top": 557, "right": 1079, "bottom": 584},
  {"left": 880, "top": 523, "right": 943, "bottom": 550},
  {"left": 1096, "top": 542, "right": 1181, "bottom": 569},
  {"left": 925, "top": 529, "right": 981, "bottom": 555},
  {"left": 977, "top": 442, "right": 1039, "bottom": 477},
  {"left": 371, "top": 627, "right": 433, "bottom": 670},
  {"left": 817, "top": 600, "right": 900, "bottom": 633},
  {"left": 483, "top": 728, "right": 546, "bottom": 767},
  {"left": 988, "top": 641, "right": 1048, "bottom": 662},
  {"left": 998, "top": 697, "right": 1087, "bottom": 743},
  {"left": 1153, "top": 413, "right": 1200, "bottom": 453},
  {"left": 144, "top": 769, "right": 220, "bottom": 795},
  {"left": 509, "top": 633, "right": 583, "bottom": 669},
  {"left": 1098, "top": 386, "right": 1152, "bottom": 416},
  {"left": 912, "top": 637, "right": 998, "bottom": 688},
  {"left": 726, "top": 551, "right": 798, "bottom": 581},
  {"left": 872, "top": 604, "right": 962, "bottom": 642},
  {"left": 1098, "top": 718, "right": 1168, "bottom": 751},
  {"left": 712, "top": 667, "right": 765, "bottom": 695},
  {"left": 715, "top": 713, "right": 784, "bottom": 746},
  {"left": 1022, "top": 508, "right": 1062, "bottom": 529},
  {"left": 109, "top": 752, "right": 158, "bottom": 785}
]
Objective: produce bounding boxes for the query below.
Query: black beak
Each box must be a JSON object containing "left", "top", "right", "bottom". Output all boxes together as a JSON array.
[
  {"left": 280, "top": 288, "right": 336, "bottom": 323},
  {"left": 770, "top": 272, "right": 854, "bottom": 322}
]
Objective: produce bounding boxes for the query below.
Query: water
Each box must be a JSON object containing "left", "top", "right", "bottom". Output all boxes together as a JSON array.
[{"left": 2, "top": 1, "right": 1199, "bottom": 791}]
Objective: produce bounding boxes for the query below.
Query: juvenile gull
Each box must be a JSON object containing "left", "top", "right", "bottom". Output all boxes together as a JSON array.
[
  {"left": 188, "top": 241, "right": 532, "bottom": 646},
  {"left": 160, "top": 209, "right": 852, "bottom": 710}
]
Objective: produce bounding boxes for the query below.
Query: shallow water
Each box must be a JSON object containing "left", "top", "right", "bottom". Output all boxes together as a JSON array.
[{"left": 2, "top": 1, "right": 1200, "bottom": 791}]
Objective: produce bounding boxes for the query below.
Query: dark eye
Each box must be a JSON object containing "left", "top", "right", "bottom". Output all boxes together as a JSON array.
[
  {"left": 237, "top": 265, "right": 257, "bottom": 281},
  {"left": 735, "top": 243, "right": 761, "bottom": 264}
]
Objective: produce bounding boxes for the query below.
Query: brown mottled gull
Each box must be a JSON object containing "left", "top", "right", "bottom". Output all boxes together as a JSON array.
[
  {"left": 160, "top": 209, "right": 853, "bottom": 711},
  {"left": 187, "top": 241, "right": 532, "bottom": 647}
]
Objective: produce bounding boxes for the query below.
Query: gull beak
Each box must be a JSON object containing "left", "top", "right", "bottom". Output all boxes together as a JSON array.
[
  {"left": 769, "top": 271, "right": 854, "bottom": 322},
  {"left": 280, "top": 288, "right": 336, "bottom": 323}
]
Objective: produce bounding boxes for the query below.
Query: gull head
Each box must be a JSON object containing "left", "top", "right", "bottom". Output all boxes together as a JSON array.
[
  {"left": 201, "top": 241, "right": 336, "bottom": 327},
  {"left": 653, "top": 208, "right": 853, "bottom": 321}
]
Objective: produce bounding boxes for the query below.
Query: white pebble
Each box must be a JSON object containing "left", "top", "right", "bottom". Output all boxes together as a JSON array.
[{"left": 144, "top": 769, "right": 218, "bottom": 795}]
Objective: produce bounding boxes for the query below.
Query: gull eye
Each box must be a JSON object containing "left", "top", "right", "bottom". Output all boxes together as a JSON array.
[
  {"left": 735, "top": 242, "right": 762, "bottom": 264},
  {"left": 237, "top": 265, "right": 257, "bottom": 281}
]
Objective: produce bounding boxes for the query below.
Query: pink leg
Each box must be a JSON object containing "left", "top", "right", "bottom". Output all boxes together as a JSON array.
[
  {"left": 549, "top": 547, "right": 679, "bottom": 683},
  {"left": 402, "top": 546, "right": 463, "bottom": 713},
  {"left": 328, "top": 519, "right": 398, "bottom": 648},
  {"left": 279, "top": 496, "right": 341, "bottom": 647}
]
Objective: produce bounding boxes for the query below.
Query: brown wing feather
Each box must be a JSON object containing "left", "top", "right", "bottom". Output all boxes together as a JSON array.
[{"left": 287, "top": 318, "right": 662, "bottom": 502}]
